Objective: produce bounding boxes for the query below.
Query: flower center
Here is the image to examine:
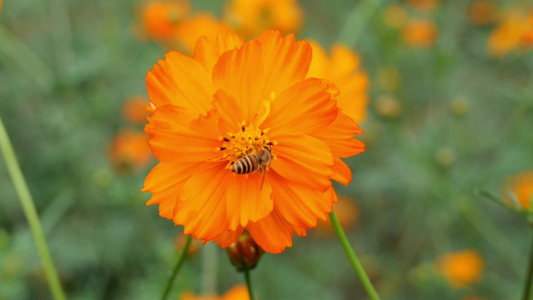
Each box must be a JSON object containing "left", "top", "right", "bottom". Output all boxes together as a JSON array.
[{"left": 217, "top": 123, "right": 276, "bottom": 169}]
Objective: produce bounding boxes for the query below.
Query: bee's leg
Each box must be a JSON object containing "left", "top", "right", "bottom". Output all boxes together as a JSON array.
[{"left": 260, "top": 171, "right": 266, "bottom": 190}]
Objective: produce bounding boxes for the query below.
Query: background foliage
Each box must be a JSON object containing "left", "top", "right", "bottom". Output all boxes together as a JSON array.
[{"left": 1, "top": 0, "right": 533, "bottom": 299}]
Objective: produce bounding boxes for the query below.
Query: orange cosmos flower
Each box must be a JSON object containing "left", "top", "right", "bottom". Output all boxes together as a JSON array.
[
  {"left": 487, "top": 10, "right": 533, "bottom": 58},
  {"left": 307, "top": 41, "right": 370, "bottom": 122},
  {"left": 314, "top": 196, "right": 359, "bottom": 237},
  {"left": 402, "top": 19, "right": 438, "bottom": 47},
  {"left": 406, "top": 0, "right": 440, "bottom": 13},
  {"left": 122, "top": 95, "right": 151, "bottom": 124},
  {"left": 224, "top": 0, "right": 303, "bottom": 39},
  {"left": 180, "top": 285, "right": 249, "bottom": 300},
  {"left": 175, "top": 232, "right": 201, "bottom": 257},
  {"left": 437, "top": 250, "right": 483, "bottom": 288},
  {"left": 108, "top": 129, "right": 153, "bottom": 175},
  {"left": 503, "top": 171, "right": 533, "bottom": 210},
  {"left": 173, "top": 13, "right": 231, "bottom": 54},
  {"left": 137, "top": 0, "right": 191, "bottom": 41},
  {"left": 143, "top": 30, "right": 365, "bottom": 253},
  {"left": 468, "top": 0, "right": 498, "bottom": 26}
]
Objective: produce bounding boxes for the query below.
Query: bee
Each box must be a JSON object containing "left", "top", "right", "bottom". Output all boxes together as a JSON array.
[{"left": 231, "top": 146, "right": 272, "bottom": 189}]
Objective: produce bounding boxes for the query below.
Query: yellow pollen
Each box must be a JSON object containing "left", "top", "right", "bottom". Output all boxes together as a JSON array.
[{"left": 218, "top": 124, "right": 274, "bottom": 167}]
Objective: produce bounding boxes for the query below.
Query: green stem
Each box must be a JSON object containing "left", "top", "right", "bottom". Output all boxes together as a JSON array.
[
  {"left": 161, "top": 235, "right": 193, "bottom": 300},
  {"left": 243, "top": 265, "right": 256, "bottom": 300},
  {"left": 0, "top": 118, "right": 66, "bottom": 300},
  {"left": 0, "top": 24, "right": 54, "bottom": 90},
  {"left": 330, "top": 212, "right": 380, "bottom": 300},
  {"left": 336, "top": 0, "right": 382, "bottom": 48},
  {"left": 523, "top": 235, "right": 533, "bottom": 300}
]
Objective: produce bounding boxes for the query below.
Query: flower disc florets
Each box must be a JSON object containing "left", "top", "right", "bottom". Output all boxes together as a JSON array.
[{"left": 219, "top": 123, "right": 275, "bottom": 167}]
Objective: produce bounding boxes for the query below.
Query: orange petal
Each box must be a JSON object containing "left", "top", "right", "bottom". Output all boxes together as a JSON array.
[
  {"left": 247, "top": 209, "right": 296, "bottom": 254},
  {"left": 193, "top": 30, "right": 244, "bottom": 74},
  {"left": 212, "top": 89, "right": 242, "bottom": 132},
  {"left": 330, "top": 44, "right": 361, "bottom": 78},
  {"left": 335, "top": 76, "right": 370, "bottom": 122},
  {"left": 211, "top": 226, "right": 244, "bottom": 248},
  {"left": 312, "top": 111, "right": 363, "bottom": 139},
  {"left": 269, "top": 172, "right": 334, "bottom": 228},
  {"left": 225, "top": 173, "right": 273, "bottom": 230},
  {"left": 174, "top": 163, "right": 231, "bottom": 240},
  {"left": 312, "top": 112, "right": 365, "bottom": 158},
  {"left": 143, "top": 161, "right": 202, "bottom": 194},
  {"left": 330, "top": 158, "right": 352, "bottom": 186},
  {"left": 257, "top": 30, "right": 312, "bottom": 96},
  {"left": 271, "top": 135, "right": 334, "bottom": 191},
  {"left": 307, "top": 40, "right": 328, "bottom": 78},
  {"left": 146, "top": 51, "right": 214, "bottom": 117},
  {"left": 262, "top": 78, "right": 338, "bottom": 137},
  {"left": 212, "top": 40, "right": 265, "bottom": 124},
  {"left": 147, "top": 105, "right": 221, "bottom": 163},
  {"left": 143, "top": 162, "right": 204, "bottom": 219},
  {"left": 174, "top": 13, "right": 230, "bottom": 54}
]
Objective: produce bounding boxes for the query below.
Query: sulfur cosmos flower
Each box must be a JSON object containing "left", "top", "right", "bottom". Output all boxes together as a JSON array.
[
  {"left": 108, "top": 129, "right": 153, "bottom": 175},
  {"left": 142, "top": 30, "right": 365, "bottom": 253},
  {"left": 503, "top": 171, "right": 533, "bottom": 210},
  {"left": 468, "top": 0, "right": 498, "bottom": 26},
  {"left": 173, "top": 13, "right": 231, "bottom": 53},
  {"left": 314, "top": 195, "right": 359, "bottom": 237},
  {"left": 402, "top": 18, "right": 438, "bottom": 48},
  {"left": 137, "top": 0, "right": 191, "bottom": 41},
  {"left": 487, "top": 10, "right": 533, "bottom": 58},
  {"left": 180, "top": 285, "right": 250, "bottom": 300},
  {"left": 307, "top": 41, "right": 370, "bottom": 122},
  {"left": 437, "top": 250, "right": 484, "bottom": 288},
  {"left": 122, "top": 95, "right": 151, "bottom": 124},
  {"left": 223, "top": 0, "right": 303, "bottom": 39}
]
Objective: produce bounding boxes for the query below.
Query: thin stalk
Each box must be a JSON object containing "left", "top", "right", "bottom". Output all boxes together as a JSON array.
[
  {"left": 161, "top": 235, "right": 193, "bottom": 300},
  {"left": 330, "top": 212, "right": 380, "bottom": 300},
  {"left": 243, "top": 265, "right": 256, "bottom": 300},
  {"left": 0, "top": 118, "right": 66, "bottom": 300},
  {"left": 523, "top": 235, "right": 533, "bottom": 300},
  {"left": 336, "top": 0, "right": 383, "bottom": 48},
  {"left": 0, "top": 24, "right": 54, "bottom": 90}
]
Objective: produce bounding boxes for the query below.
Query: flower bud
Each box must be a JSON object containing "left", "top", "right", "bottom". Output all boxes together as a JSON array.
[{"left": 226, "top": 231, "right": 264, "bottom": 272}]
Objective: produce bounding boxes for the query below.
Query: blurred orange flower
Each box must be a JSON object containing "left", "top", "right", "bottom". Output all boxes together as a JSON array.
[
  {"left": 406, "top": 0, "right": 440, "bottom": 13},
  {"left": 437, "top": 250, "right": 483, "bottom": 288},
  {"left": 224, "top": 0, "right": 303, "bottom": 39},
  {"left": 503, "top": 171, "right": 533, "bottom": 210},
  {"left": 384, "top": 4, "right": 407, "bottom": 29},
  {"left": 468, "top": 0, "right": 497, "bottom": 26},
  {"left": 174, "top": 13, "right": 231, "bottom": 53},
  {"left": 307, "top": 41, "right": 370, "bottom": 122},
  {"left": 175, "top": 232, "right": 201, "bottom": 257},
  {"left": 143, "top": 30, "right": 365, "bottom": 253},
  {"left": 137, "top": 0, "right": 191, "bottom": 41},
  {"left": 402, "top": 19, "right": 438, "bottom": 47},
  {"left": 180, "top": 285, "right": 249, "bottom": 300},
  {"left": 375, "top": 95, "right": 402, "bottom": 119},
  {"left": 108, "top": 129, "right": 152, "bottom": 175},
  {"left": 122, "top": 96, "right": 151, "bottom": 124},
  {"left": 314, "top": 196, "right": 359, "bottom": 237},
  {"left": 488, "top": 10, "right": 533, "bottom": 58}
]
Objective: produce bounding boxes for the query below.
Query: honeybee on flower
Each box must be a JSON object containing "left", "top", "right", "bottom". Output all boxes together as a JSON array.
[{"left": 142, "top": 30, "right": 365, "bottom": 254}]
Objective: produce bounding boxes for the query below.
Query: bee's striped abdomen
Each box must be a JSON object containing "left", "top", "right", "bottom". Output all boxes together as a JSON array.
[{"left": 231, "top": 155, "right": 259, "bottom": 174}]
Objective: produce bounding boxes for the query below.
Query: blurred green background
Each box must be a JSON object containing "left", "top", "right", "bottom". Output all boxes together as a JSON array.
[{"left": 1, "top": 0, "right": 533, "bottom": 299}]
